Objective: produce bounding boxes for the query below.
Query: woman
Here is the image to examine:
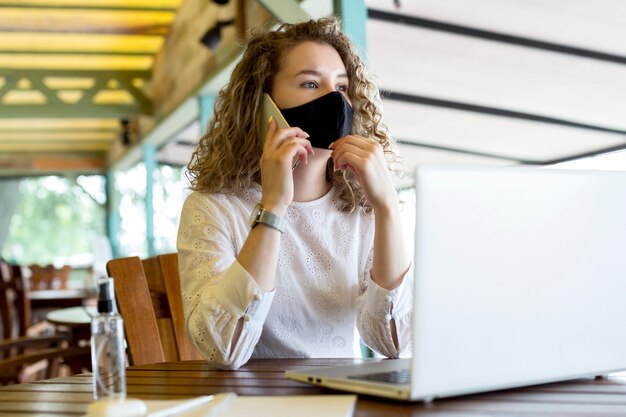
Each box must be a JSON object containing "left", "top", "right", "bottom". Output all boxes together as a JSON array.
[{"left": 178, "top": 17, "right": 412, "bottom": 369}]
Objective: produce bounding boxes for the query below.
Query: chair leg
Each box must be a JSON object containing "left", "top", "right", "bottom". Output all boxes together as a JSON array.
[{"left": 46, "top": 357, "right": 61, "bottom": 379}]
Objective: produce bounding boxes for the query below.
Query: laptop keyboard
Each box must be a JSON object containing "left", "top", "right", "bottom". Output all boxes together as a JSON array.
[{"left": 347, "top": 369, "right": 410, "bottom": 385}]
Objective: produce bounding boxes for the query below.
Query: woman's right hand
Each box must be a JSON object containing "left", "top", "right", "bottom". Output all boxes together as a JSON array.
[{"left": 259, "top": 117, "right": 314, "bottom": 215}]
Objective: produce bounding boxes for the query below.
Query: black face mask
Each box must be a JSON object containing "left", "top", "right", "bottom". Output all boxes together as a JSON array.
[{"left": 279, "top": 91, "right": 353, "bottom": 149}]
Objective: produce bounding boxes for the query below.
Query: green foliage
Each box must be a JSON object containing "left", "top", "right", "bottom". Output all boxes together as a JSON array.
[{"left": 1, "top": 176, "right": 106, "bottom": 265}]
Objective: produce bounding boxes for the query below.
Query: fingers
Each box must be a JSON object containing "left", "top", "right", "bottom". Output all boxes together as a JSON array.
[
  {"left": 261, "top": 117, "right": 313, "bottom": 165},
  {"left": 278, "top": 137, "right": 314, "bottom": 165},
  {"left": 333, "top": 152, "right": 366, "bottom": 173},
  {"left": 330, "top": 135, "right": 381, "bottom": 154},
  {"left": 331, "top": 142, "right": 368, "bottom": 167},
  {"left": 330, "top": 135, "right": 397, "bottom": 209},
  {"left": 331, "top": 135, "right": 382, "bottom": 172},
  {"left": 264, "top": 117, "right": 310, "bottom": 151},
  {"left": 266, "top": 116, "right": 277, "bottom": 141}
]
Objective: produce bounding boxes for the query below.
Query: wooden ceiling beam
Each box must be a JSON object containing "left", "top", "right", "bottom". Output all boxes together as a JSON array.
[
  {"left": 0, "top": 118, "right": 120, "bottom": 130},
  {"left": 33, "top": 156, "right": 106, "bottom": 171},
  {"left": 0, "top": 32, "right": 163, "bottom": 54},
  {"left": 0, "top": 54, "right": 154, "bottom": 70},
  {"left": 0, "top": 153, "right": 106, "bottom": 176},
  {"left": 0, "top": 131, "right": 116, "bottom": 141},
  {"left": 0, "top": 4, "right": 178, "bottom": 12},
  {"left": 1, "top": 50, "right": 156, "bottom": 56},
  {"left": 0, "top": 8, "right": 175, "bottom": 35},
  {"left": 0, "top": 127, "right": 120, "bottom": 132},
  {"left": 0, "top": 69, "right": 150, "bottom": 77},
  {"left": 0, "top": 142, "right": 110, "bottom": 152},
  {"left": 0, "top": 27, "right": 169, "bottom": 36},
  {"left": 0, "top": 0, "right": 181, "bottom": 12},
  {"left": 0, "top": 105, "right": 149, "bottom": 118}
]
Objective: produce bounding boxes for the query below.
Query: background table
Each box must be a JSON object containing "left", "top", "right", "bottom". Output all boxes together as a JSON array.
[
  {"left": 30, "top": 289, "right": 97, "bottom": 326},
  {"left": 30, "top": 289, "right": 96, "bottom": 310},
  {"left": 1, "top": 359, "right": 626, "bottom": 416},
  {"left": 45, "top": 306, "right": 95, "bottom": 342}
]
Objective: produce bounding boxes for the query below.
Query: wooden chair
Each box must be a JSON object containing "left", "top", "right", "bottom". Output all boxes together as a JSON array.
[
  {"left": 106, "top": 253, "right": 203, "bottom": 366},
  {"left": 1, "top": 262, "right": 24, "bottom": 340},
  {"left": 0, "top": 260, "right": 90, "bottom": 385},
  {"left": 58, "top": 265, "right": 71, "bottom": 289},
  {"left": 29, "top": 264, "right": 70, "bottom": 290},
  {"left": 0, "top": 335, "right": 90, "bottom": 385},
  {"left": 1, "top": 262, "right": 48, "bottom": 340}
]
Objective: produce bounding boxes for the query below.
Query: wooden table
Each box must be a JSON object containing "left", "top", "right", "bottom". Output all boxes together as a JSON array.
[
  {"left": 44, "top": 307, "right": 96, "bottom": 374},
  {"left": 1, "top": 359, "right": 626, "bottom": 416},
  {"left": 46, "top": 306, "right": 95, "bottom": 326},
  {"left": 29, "top": 289, "right": 97, "bottom": 327},
  {"left": 45, "top": 306, "right": 95, "bottom": 345},
  {"left": 30, "top": 289, "right": 96, "bottom": 310}
]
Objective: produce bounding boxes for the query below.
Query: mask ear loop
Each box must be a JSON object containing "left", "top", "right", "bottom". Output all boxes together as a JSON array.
[{"left": 292, "top": 159, "right": 300, "bottom": 170}]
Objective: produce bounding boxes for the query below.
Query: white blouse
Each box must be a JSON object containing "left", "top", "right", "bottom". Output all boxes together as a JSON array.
[{"left": 177, "top": 183, "right": 413, "bottom": 369}]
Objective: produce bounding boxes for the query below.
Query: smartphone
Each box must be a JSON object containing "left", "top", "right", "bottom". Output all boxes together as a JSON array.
[
  {"left": 261, "top": 93, "right": 300, "bottom": 169},
  {"left": 261, "top": 93, "right": 291, "bottom": 140}
]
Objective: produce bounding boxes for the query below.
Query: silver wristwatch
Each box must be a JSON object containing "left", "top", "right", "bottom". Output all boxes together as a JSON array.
[{"left": 249, "top": 203, "right": 285, "bottom": 233}]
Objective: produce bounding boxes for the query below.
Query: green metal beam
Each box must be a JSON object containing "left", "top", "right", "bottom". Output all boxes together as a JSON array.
[
  {"left": 0, "top": 70, "right": 152, "bottom": 118},
  {"left": 143, "top": 144, "right": 156, "bottom": 257},
  {"left": 334, "top": 0, "right": 367, "bottom": 59},
  {"left": 258, "top": 0, "right": 310, "bottom": 24},
  {"left": 0, "top": 76, "right": 15, "bottom": 99},
  {"left": 121, "top": 77, "right": 152, "bottom": 111},
  {"left": 106, "top": 170, "right": 121, "bottom": 259},
  {"left": 28, "top": 75, "right": 63, "bottom": 105},
  {"left": 199, "top": 95, "right": 215, "bottom": 135}
]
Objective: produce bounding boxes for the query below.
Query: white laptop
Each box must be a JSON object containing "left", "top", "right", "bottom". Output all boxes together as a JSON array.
[{"left": 286, "top": 165, "right": 626, "bottom": 401}]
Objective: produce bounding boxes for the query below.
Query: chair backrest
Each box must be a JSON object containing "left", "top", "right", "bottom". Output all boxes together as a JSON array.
[
  {"left": 58, "top": 265, "right": 71, "bottom": 289},
  {"left": 0, "top": 260, "right": 13, "bottom": 340},
  {"left": 106, "top": 253, "right": 202, "bottom": 365},
  {"left": 29, "top": 264, "right": 69, "bottom": 290},
  {"left": 0, "top": 261, "right": 31, "bottom": 339},
  {"left": 156, "top": 253, "right": 201, "bottom": 361}
]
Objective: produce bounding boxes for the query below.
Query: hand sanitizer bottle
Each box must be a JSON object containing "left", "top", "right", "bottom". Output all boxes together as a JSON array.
[{"left": 91, "top": 277, "right": 126, "bottom": 400}]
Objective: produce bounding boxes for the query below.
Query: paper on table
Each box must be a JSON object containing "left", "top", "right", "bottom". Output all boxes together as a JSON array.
[
  {"left": 88, "top": 394, "right": 355, "bottom": 417},
  {"left": 83, "top": 394, "right": 236, "bottom": 417},
  {"left": 224, "top": 395, "right": 357, "bottom": 417},
  {"left": 145, "top": 393, "right": 237, "bottom": 417}
]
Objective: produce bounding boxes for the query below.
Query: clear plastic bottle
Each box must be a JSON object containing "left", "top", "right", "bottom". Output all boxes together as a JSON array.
[{"left": 91, "top": 277, "right": 126, "bottom": 400}]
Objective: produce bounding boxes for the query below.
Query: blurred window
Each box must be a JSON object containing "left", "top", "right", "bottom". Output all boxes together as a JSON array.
[{"left": 1, "top": 175, "right": 106, "bottom": 268}]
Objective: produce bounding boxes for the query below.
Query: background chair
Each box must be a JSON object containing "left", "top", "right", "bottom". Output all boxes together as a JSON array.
[
  {"left": 106, "top": 253, "right": 203, "bottom": 366},
  {"left": 29, "top": 264, "right": 71, "bottom": 290},
  {"left": 1, "top": 262, "right": 28, "bottom": 340},
  {"left": 0, "top": 260, "right": 90, "bottom": 385}
]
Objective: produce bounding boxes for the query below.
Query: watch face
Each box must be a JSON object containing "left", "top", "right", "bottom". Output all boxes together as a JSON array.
[{"left": 249, "top": 203, "right": 262, "bottom": 226}]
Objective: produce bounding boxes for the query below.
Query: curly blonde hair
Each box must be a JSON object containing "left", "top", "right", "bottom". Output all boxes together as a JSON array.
[{"left": 187, "top": 17, "right": 400, "bottom": 213}]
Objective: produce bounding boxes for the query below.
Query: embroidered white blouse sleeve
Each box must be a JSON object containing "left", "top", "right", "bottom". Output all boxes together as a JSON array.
[
  {"left": 355, "top": 247, "right": 413, "bottom": 358},
  {"left": 177, "top": 192, "right": 274, "bottom": 370}
]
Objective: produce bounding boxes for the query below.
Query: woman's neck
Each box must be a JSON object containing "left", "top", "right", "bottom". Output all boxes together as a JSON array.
[{"left": 292, "top": 152, "right": 332, "bottom": 202}]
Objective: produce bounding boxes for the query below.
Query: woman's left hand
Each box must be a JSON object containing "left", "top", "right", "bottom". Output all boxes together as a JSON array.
[{"left": 330, "top": 135, "right": 396, "bottom": 210}]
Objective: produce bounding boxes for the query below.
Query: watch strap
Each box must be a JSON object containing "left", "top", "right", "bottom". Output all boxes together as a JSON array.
[{"left": 251, "top": 204, "right": 285, "bottom": 233}]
